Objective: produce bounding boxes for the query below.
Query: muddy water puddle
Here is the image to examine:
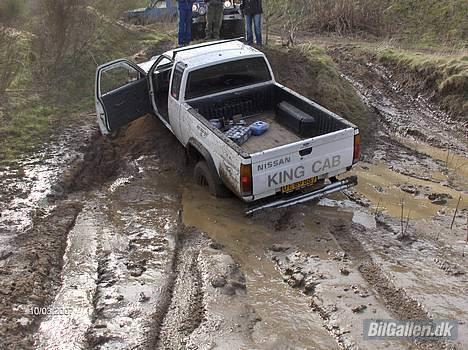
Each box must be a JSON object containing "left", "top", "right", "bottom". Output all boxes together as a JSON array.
[
  {"left": 182, "top": 184, "right": 340, "bottom": 349},
  {"left": 331, "top": 45, "right": 468, "bottom": 224},
  {"left": 351, "top": 162, "right": 467, "bottom": 219},
  {"left": 0, "top": 122, "right": 95, "bottom": 254},
  {"left": 400, "top": 138, "right": 468, "bottom": 179},
  {"left": 182, "top": 186, "right": 416, "bottom": 349}
]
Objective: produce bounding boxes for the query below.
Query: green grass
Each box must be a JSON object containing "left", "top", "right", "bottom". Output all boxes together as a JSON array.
[
  {"left": 299, "top": 44, "right": 368, "bottom": 124},
  {"left": 0, "top": 99, "right": 55, "bottom": 162},
  {"left": 0, "top": 15, "right": 174, "bottom": 165},
  {"left": 385, "top": 0, "right": 468, "bottom": 46}
]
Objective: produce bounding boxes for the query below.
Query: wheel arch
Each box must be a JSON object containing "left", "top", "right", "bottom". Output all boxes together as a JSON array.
[{"left": 186, "top": 138, "right": 219, "bottom": 179}]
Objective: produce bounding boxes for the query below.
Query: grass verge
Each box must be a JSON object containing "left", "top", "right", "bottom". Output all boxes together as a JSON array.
[
  {"left": 352, "top": 44, "right": 468, "bottom": 123},
  {"left": 261, "top": 44, "right": 370, "bottom": 136},
  {"left": 0, "top": 19, "right": 174, "bottom": 165}
]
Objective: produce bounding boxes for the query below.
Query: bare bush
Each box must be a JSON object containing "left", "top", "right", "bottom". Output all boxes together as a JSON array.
[
  {"left": 0, "top": 28, "right": 21, "bottom": 95},
  {"left": 263, "top": 0, "right": 307, "bottom": 46},
  {"left": 264, "top": 0, "right": 389, "bottom": 38},
  {"left": 32, "top": 0, "right": 97, "bottom": 79},
  {"left": 0, "top": 0, "right": 27, "bottom": 96},
  {"left": 263, "top": 0, "right": 283, "bottom": 45},
  {"left": 281, "top": 3, "right": 306, "bottom": 46},
  {"left": 305, "top": 0, "right": 388, "bottom": 35}
]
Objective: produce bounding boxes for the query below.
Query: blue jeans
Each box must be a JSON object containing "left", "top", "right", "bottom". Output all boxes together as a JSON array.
[
  {"left": 245, "top": 14, "right": 262, "bottom": 45},
  {"left": 178, "top": 8, "right": 192, "bottom": 46}
]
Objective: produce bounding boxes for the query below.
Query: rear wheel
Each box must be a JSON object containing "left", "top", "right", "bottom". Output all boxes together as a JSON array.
[{"left": 194, "top": 161, "right": 231, "bottom": 198}]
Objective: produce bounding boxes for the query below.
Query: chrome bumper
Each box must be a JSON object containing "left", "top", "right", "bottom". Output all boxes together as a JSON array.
[{"left": 245, "top": 176, "right": 358, "bottom": 215}]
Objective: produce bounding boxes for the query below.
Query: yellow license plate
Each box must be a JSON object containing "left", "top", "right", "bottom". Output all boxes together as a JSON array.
[{"left": 281, "top": 177, "right": 317, "bottom": 193}]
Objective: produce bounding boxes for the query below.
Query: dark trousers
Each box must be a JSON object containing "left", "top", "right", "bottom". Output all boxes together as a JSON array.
[
  {"left": 206, "top": 3, "right": 223, "bottom": 39},
  {"left": 178, "top": 8, "right": 193, "bottom": 46}
]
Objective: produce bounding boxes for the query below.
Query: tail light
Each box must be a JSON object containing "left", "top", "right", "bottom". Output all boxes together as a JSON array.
[
  {"left": 240, "top": 163, "right": 252, "bottom": 196},
  {"left": 353, "top": 132, "right": 361, "bottom": 164}
]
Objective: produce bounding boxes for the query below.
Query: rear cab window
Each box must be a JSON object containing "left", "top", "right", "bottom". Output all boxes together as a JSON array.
[{"left": 185, "top": 57, "right": 271, "bottom": 100}]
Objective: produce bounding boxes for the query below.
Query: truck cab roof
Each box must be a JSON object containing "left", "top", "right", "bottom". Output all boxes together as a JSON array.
[{"left": 138, "top": 40, "right": 265, "bottom": 73}]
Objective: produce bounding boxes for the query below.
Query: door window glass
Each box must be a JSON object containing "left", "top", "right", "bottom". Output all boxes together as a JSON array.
[
  {"left": 100, "top": 64, "right": 140, "bottom": 96},
  {"left": 170, "top": 63, "right": 185, "bottom": 100},
  {"left": 156, "top": 57, "right": 173, "bottom": 69}
]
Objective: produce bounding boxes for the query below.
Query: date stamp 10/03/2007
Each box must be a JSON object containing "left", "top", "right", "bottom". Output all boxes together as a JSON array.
[{"left": 28, "top": 305, "right": 92, "bottom": 317}]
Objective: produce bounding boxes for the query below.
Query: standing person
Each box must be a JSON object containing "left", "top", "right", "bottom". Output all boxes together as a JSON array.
[
  {"left": 205, "top": 0, "right": 224, "bottom": 40},
  {"left": 240, "top": 0, "right": 262, "bottom": 45},
  {"left": 178, "top": 0, "right": 195, "bottom": 46}
]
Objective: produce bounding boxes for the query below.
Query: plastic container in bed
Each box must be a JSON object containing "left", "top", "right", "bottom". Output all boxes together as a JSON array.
[{"left": 249, "top": 121, "right": 269, "bottom": 136}]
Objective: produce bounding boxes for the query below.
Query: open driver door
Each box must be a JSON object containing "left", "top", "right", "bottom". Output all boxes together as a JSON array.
[{"left": 95, "top": 59, "right": 152, "bottom": 135}]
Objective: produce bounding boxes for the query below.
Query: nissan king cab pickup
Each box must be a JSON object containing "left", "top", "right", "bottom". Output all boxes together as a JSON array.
[{"left": 95, "top": 39, "right": 360, "bottom": 214}]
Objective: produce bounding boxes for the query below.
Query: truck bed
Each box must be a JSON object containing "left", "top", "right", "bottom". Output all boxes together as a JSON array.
[
  {"left": 240, "top": 112, "right": 301, "bottom": 154},
  {"left": 188, "top": 83, "right": 353, "bottom": 156}
]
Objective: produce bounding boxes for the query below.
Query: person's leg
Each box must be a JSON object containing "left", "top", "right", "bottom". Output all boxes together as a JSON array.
[
  {"left": 245, "top": 15, "right": 253, "bottom": 45},
  {"left": 253, "top": 13, "right": 262, "bottom": 45},
  {"left": 213, "top": 4, "right": 223, "bottom": 39},
  {"left": 185, "top": 9, "right": 192, "bottom": 44},
  {"left": 178, "top": 9, "right": 186, "bottom": 46},
  {"left": 206, "top": 5, "right": 213, "bottom": 39}
]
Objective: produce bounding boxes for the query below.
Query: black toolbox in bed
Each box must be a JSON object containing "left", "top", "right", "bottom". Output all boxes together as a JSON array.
[{"left": 276, "top": 101, "right": 317, "bottom": 138}]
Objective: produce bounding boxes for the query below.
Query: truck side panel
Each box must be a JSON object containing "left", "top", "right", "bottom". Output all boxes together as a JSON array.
[{"left": 179, "top": 104, "right": 249, "bottom": 198}]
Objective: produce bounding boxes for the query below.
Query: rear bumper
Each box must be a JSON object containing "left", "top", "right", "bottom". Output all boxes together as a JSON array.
[{"left": 245, "top": 176, "right": 357, "bottom": 215}]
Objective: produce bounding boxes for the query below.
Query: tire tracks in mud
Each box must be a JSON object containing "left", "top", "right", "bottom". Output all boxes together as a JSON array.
[
  {"left": 327, "top": 45, "right": 467, "bottom": 155},
  {"left": 84, "top": 209, "right": 182, "bottom": 350},
  {"left": 0, "top": 113, "right": 183, "bottom": 349},
  {"left": 330, "top": 220, "right": 451, "bottom": 350},
  {"left": 330, "top": 220, "right": 429, "bottom": 321},
  {"left": 268, "top": 208, "right": 452, "bottom": 350},
  {"left": 29, "top": 113, "right": 255, "bottom": 349},
  {"left": 154, "top": 225, "right": 258, "bottom": 350},
  {"left": 0, "top": 202, "right": 82, "bottom": 349},
  {"left": 155, "top": 227, "right": 205, "bottom": 349},
  {"left": 0, "top": 114, "right": 99, "bottom": 349}
]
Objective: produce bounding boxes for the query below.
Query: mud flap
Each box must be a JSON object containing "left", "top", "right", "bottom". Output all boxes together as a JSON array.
[{"left": 245, "top": 176, "right": 358, "bottom": 215}]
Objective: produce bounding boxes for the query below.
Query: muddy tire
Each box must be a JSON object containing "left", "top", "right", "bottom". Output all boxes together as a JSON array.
[{"left": 194, "top": 161, "right": 231, "bottom": 198}]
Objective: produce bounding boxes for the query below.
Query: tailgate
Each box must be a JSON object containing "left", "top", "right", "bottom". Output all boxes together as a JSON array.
[{"left": 250, "top": 128, "right": 355, "bottom": 197}]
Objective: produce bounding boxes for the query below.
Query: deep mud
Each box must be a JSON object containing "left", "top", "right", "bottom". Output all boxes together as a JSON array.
[
  {"left": 0, "top": 40, "right": 467, "bottom": 350},
  {"left": 328, "top": 45, "right": 467, "bottom": 154}
]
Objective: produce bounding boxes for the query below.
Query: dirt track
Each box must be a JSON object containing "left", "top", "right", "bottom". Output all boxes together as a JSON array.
[{"left": 0, "top": 43, "right": 467, "bottom": 350}]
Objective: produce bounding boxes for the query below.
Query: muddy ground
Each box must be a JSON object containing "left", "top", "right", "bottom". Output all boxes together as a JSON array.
[{"left": 0, "top": 42, "right": 467, "bottom": 350}]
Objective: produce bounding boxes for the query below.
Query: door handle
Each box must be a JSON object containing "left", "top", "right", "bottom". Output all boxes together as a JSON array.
[
  {"left": 114, "top": 100, "right": 126, "bottom": 107},
  {"left": 299, "top": 147, "right": 313, "bottom": 156}
]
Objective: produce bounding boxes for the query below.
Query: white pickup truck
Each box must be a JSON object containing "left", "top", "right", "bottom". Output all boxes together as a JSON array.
[{"left": 95, "top": 39, "right": 360, "bottom": 214}]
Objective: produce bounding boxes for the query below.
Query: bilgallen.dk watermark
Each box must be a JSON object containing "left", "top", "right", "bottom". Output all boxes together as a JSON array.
[{"left": 363, "top": 319, "right": 458, "bottom": 340}]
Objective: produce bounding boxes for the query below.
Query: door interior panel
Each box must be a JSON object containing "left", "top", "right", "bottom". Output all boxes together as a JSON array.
[
  {"left": 152, "top": 67, "right": 172, "bottom": 122},
  {"left": 101, "top": 78, "right": 152, "bottom": 131}
]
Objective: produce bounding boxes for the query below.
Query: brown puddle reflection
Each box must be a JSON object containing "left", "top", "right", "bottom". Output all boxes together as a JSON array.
[
  {"left": 351, "top": 162, "right": 467, "bottom": 219},
  {"left": 182, "top": 184, "right": 340, "bottom": 349}
]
